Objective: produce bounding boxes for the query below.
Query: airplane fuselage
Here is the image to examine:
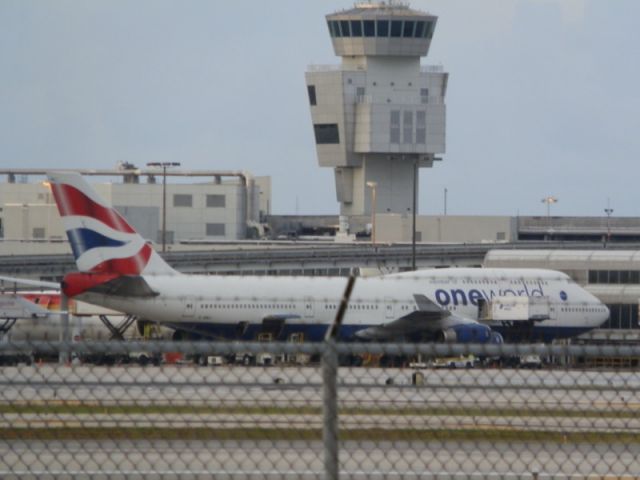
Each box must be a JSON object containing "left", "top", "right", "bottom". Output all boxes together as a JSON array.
[{"left": 75, "top": 268, "right": 609, "bottom": 343}]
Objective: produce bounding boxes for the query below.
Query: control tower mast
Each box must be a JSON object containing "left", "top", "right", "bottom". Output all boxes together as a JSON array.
[{"left": 306, "top": 1, "right": 447, "bottom": 218}]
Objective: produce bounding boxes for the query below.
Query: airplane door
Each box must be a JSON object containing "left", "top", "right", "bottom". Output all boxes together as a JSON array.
[
  {"left": 304, "top": 297, "right": 314, "bottom": 318},
  {"left": 183, "top": 301, "right": 195, "bottom": 318},
  {"left": 384, "top": 297, "right": 395, "bottom": 319}
]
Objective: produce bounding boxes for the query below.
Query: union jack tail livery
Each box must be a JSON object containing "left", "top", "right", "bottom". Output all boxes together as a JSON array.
[{"left": 47, "top": 172, "right": 177, "bottom": 278}]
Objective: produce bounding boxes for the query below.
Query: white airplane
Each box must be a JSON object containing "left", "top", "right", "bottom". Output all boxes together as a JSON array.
[{"left": 41, "top": 172, "right": 608, "bottom": 344}]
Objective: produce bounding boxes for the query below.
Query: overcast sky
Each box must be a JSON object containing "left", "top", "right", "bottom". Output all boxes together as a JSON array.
[{"left": 1, "top": 1, "right": 638, "bottom": 217}]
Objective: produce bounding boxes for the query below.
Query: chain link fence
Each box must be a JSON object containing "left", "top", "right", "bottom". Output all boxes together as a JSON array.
[{"left": 1, "top": 340, "right": 640, "bottom": 479}]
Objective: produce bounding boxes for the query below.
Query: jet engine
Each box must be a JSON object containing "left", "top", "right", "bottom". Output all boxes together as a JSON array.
[{"left": 436, "top": 324, "right": 503, "bottom": 344}]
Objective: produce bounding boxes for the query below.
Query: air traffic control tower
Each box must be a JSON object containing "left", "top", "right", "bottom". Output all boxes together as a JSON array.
[{"left": 306, "top": 2, "right": 447, "bottom": 218}]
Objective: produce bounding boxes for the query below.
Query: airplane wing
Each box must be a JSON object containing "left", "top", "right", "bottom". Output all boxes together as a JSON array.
[
  {"left": 0, "top": 293, "right": 55, "bottom": 319},
  {"left": 354, "top": 294, "right": 451, "bottom": 341},
  {"left": 0, "top": 276, "right": 60, "bottom": 290}
]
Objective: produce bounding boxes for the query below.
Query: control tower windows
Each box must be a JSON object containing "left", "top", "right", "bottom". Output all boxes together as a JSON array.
[
  {"left": 307, "top": 85, "right": 317, "bottom": 106},
  {"left": 414, "top": 21, "right": 426, "bottom": 38},
  {"left": 363, "top": 20, "right": 375, "bottom": 37},
  {"left": 390, "top": 20, "right": 402, "bottom": 38},
  {"left": 416, "top": 111, "right": 426, "bottom": 144},
  {"left": 377, "top": 20, "right": 389, "bottom": 37},
  {"left": 390, "top": 111, "right": 401, "bottom": 144},
  {"left": 328, "top": 21, "right": 338, "bottom": 38},
  {"left": 350, "top": 20, "right": 362, "bottom": 37},
  {"left": 340, "top": 20, "right": 351, "bottom": 37},
  {"left": 425, "top": 21, "right": 435, "bottom": 39},
  {"left": 403, "top": 111, "right": 414, "bottom": 144},
  {"left": 403, "top": 21, "right": 415, "bottom": 38},
  {"left": 314, "top": 124, "right": 340, "bottom": 144},
  {"left": 420, "top": 88, "right": 429, "bottom": 104}
]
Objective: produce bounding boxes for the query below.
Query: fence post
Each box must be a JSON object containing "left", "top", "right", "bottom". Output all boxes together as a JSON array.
[
  {"left": 59, "top": 293, "right": 70, "bottom": 364},
  {"left": 323, "top": 339, "right": 339, "bottom": 480}
]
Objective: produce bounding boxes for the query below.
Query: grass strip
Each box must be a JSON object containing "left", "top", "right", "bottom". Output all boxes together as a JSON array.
[{"left": 1, "top": 403, "right": 637, "bottom": 420}]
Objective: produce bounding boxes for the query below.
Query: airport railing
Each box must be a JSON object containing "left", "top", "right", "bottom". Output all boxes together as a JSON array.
[{"left": 2, "top": 340, "right": 640, "bottom": 479}]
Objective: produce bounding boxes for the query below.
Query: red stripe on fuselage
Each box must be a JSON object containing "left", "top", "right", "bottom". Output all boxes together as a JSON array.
[{"left": 51, "top": 183, "right": 135, "bottom": 233}]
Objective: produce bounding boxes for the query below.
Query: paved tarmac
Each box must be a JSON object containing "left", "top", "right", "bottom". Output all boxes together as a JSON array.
[{"left": 1, "top": 364, "right": 640, "bottom": 478}]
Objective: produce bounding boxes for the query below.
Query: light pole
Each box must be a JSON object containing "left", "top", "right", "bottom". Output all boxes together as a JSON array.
[
  {"left": 147, "top": 162, "right": 181, "bottom": 253},
  {"left": 366, "top": 181, "right": 377, "bottom": 245},
  {"left": 412, "top": 159, "right": 417, "bottom": 271},
  {"left": 605, "top": 198, "right": 614, "bottom": 243},
  {"left": 444, "top": 187, "right": 448, "bottom": 216},
  {"left": 541, "top": 196, "right": 558, "bottom": 240}
]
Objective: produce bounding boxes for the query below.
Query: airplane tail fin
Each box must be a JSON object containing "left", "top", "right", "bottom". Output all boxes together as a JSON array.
[{"left": 47, "top": 172, "right": 178, "bottom": 276}]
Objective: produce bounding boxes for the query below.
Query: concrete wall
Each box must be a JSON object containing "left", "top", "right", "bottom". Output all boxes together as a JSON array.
[{"left": 376, "top": 214, "right": 516, "bottom": 243}]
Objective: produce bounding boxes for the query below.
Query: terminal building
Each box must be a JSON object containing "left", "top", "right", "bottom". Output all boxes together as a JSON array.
[
  {"left": 0, "top": 167, "right": 271, "bottom": 251},
  {"left": 306, "top": 2, "right": 447, "bottom": 218}
]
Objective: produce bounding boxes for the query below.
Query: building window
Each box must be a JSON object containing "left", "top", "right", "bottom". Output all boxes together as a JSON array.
[
  {"left": 420, "top": 88, "right": 429, "bottom": 104},
  {"left": 330, "top": 20, "right": 341, "bottom": 38},
  {"left": 390, "top": 20, "right": 403, "bottom": 38},
  {"left": 157, "top": 230, "right": 174, "bottom": 244},
  {"left": 403, "top": 111, "right": 413, "bottom": 144},
  {"left": 206, "top": 194, "right": 226, "bottom": 208},
  {"left": 363, "top": 20, "right": 375, "bottom": 37},
  {"left": 416, "top": 111, "right": 426, "bottom": 144},
  {"left": 313, "top": 124, "right": 340, "bottom": 144},
  {"left": 173, "top": 194, "right": 192, "bottom": 207},
  {"left": 425, "top": 21, "right": 434, "bottom": 39},
  {"left": 307, "top": 85, "right": 317, "bottom": 106},
  {"left": 32, "top": 227, "right": 45, "bottom": 239},
  {"left": 604, "top": 303, "right": 639, "bottom": 329},
  {"left": 206, "top": 223, "right": 226, "bottom": 236},
  {"left": 414, "top": 21, "right": 426, "bottom": 38},
  {"left": 403, "top": 21, "right": 415, "bottom": 38},
  {"left": 390, "top": 110, "right": 400, "bottom": 144},
  {"left": 340, "top": 20, "right": 350, "bottom": 37},
  {"left": 356, "top": 86, "right": 365, "bottom": 102},
  {"left": 588, "top": 270, "right": 640, "bottom": 284},
  {"left": 377, "top": 20, "right": 389, "bottom": 37},
  {"left": 350, "top": 20, "right": 362, "bottom": 37}
]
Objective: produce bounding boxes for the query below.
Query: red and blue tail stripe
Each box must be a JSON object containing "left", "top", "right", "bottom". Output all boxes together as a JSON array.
[
  {"left": 51, "top": 183, "right": 135, "bottom": 234},
  {"left": 47, "top": 172, "right": 175, "bottom": 279}
]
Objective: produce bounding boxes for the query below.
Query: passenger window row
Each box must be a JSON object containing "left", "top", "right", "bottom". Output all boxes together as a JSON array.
[{"left": 327, "top": 19, "right": 434, "bottom": 40}]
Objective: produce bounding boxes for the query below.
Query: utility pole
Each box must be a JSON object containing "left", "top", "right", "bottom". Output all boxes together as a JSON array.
[
  {"left": 147, "top": 162, "right": 181, "bottom": 253},
  {"left": 366, "top": 181, "right": 377, "bottom": 245}
]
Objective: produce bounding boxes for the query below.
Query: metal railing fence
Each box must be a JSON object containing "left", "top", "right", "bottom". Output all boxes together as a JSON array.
[{"left": 2, "top": 340, "right": 640, "bottom": 479}]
